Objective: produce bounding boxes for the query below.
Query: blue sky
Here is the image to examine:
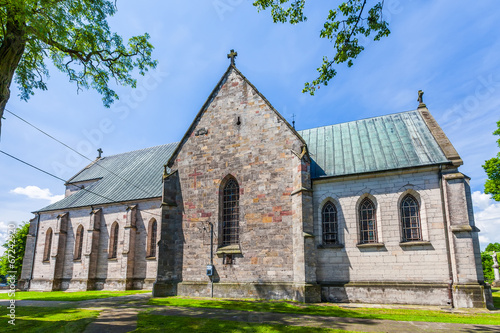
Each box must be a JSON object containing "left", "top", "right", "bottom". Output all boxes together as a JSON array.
[{"left": 1, "top": 0, "right": 499, "bottom": 253}]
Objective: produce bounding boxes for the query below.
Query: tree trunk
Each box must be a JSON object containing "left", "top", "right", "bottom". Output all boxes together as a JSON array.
[{"left": 0, "top": 14, "right": 27, "bottom": 136}]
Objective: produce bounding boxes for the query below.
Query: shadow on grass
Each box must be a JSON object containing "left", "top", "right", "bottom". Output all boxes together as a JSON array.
[
  {"left": 134, "top": 314, "right": 355, "bottom": 333},
  {"left": 1, "top": 306, "right": 99, "bottom": 333},
  {"left": 148, "top": 297, "right": 500, "bottom": 325}
]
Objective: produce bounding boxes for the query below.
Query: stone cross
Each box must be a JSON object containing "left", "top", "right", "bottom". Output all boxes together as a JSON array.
[
  {"left": 97, "top": 148, "right": 103, "bottom": 158},
  {"left": 492, "top": 251, "right": 500, "bottom": 282},
  {"left": 418, "top": 90, "right": 424, "bottom": 104},
  {"left": 227, "top": 49, "right": 237, "bottom": 66}
]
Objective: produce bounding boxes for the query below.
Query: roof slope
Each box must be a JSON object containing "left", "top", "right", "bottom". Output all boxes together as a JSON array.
[
  {"left": 299, "top": 110, "right": 451, "bottom": 179},
  {"left": 38, "top": 143, "right": 178, "bottom": 212}
]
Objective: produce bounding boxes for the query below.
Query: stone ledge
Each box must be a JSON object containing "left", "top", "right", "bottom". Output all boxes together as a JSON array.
[
  {"left": 216, "top": 244, "right": 242, "bottom": 255},
  {"left": 356, "top": 242, "right": 385, "bottom": 248},
  {"left": 399, "top": 241, "right": 432, "bottom": 247},
  {"left": 450, "top": 225, "right": 475, "bottom": 232}
]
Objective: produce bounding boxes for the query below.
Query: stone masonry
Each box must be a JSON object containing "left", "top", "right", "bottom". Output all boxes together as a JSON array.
[{"left": 20, "top": 59, "right": 491, "bottom": 308}]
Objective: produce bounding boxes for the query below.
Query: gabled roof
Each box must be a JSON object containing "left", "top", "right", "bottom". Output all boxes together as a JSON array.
[
  {"left": 166, "top": 64, "right": 306, "bottom": 168},
  {"left": 299, "top": 110, "right": 453, "bottom": 179},
  {"left": 37, "top": 143, "right": 178, "bottom": 212}
]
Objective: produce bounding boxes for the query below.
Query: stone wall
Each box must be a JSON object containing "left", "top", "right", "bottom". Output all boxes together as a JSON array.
[
  {"left": 313, "top": 166, "right": 489, "bottom": 308},
  {"left": 27, "top": 199, "right": 160, "bottom": 291},
  {"left": 155, "top": 66, "right": 319, "bottom": 301}
]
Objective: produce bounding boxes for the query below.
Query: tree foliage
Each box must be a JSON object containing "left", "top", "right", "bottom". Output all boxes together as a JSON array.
[
  {"left": 253, "top": 0, "right": 390, "bottom": 95},
  {"left": 483, "top": 120, "right": 500, "bottom": 201},
  {"left": 482, "top": 243, "right": 500, "bottom": 284},
  {"left": 0, "top": 0, "right": 157, "bottom": 133},
  {"left": 0, "top": 222, "right": 29, "bottom": 280}
]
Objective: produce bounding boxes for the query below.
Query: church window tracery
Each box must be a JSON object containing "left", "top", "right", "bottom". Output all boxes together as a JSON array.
[
  {"left": 322, "top": 201, "right": 338, "bottom": 244},
  {"left": 358, "top": 198, "right": 377, "bottom": 244},
  {"left": 401, "top": 194, "right": 422, "bottom": 242},
  {"left": 221, "top": 177, "right": 239, "bottom": 246},
  {"left": 74, "top": 225, "right": 84, "bottom": 260}
]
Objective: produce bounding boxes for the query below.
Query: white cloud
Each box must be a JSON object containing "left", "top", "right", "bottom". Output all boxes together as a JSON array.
[
  {"left": 10, "top": 186, "right": 64, "bottom": 204},
  {"left": 472, "top": 191, "right": 500, "bottom": 250}
]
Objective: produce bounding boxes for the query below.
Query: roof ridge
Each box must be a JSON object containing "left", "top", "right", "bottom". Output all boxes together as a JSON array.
[
  {"left": 298, "top": 109, "right": 419, "bottom": 132},
  {"left": 101, "top": 142, "right": 179, "bottom": 159}
]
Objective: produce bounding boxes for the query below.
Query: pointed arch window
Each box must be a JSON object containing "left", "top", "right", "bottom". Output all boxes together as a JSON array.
[
  {"left": 221, "top": 177, "right": 239, "bottom": 246},
  {"left": 359, "top": 198, "right": 377, "bottom": 244},
  {"left": 322, "top": 201, "right": 338, "bottom": 244},
  {"left": 74, "top": 225, "right": 84, "bottom": 260},
  {"left": 147, "top": 219, "right": 157, "bottom": 258},
  {"left": 43, "top": 228, "right": 53, "bottom": 262},
  {"left": 109, "top": 222, "right": 119, "bottom": 259},
  {"left": 401, "top": 194, "right": 422, "bottom": 241}
]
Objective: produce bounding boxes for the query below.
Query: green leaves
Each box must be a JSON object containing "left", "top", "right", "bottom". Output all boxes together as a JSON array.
[
  {"left": 0, "top": 222, "right": 29, "bottom": 280},
  {"left": 483, "top": 120, "right": 500, "bottom": 202},
  {"left": 0, "top": 0, "right": 157, "bottom": 108},
  {"left": 254, "top": 0, "right": 390, "bottom": 95}
]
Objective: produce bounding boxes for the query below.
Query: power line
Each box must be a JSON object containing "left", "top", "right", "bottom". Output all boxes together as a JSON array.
[
  {"left": 5, "top": 108, "right": 157, "bottom": 198},
  {"left": 1, "top": 149, "right": 163, "bottom": 219}
]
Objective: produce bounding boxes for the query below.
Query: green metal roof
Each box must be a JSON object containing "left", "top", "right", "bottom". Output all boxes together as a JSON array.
[
  {"left": 298, "top": 110, "right": 450, "bottom": 179},
  {"left": 37, "top": 143, "right": 178, "bottom": 212}
]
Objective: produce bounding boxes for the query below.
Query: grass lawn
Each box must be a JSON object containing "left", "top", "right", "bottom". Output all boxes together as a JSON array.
[
  {"left": 134, "top": 313, "right": 359, "bottom": 332},
  {"left": 148, "top": 297, "right": 500, "bottom": 326},
  {"left": 1, "top": 306, "right": 99, "bottom": 332},
  {"left": 0, "top": 290, "right": 150, "bottom": 301},
  {"left": 493, "top": 288, "right": 500, "bottom": 309}
]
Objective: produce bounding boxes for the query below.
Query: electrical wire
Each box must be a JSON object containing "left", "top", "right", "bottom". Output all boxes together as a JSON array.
[
  {"left": 5, "top": 108, "right": 158, "bottom": 198},
  {"left": 1, "top": 149, "right": 163, "bottom": 219}
]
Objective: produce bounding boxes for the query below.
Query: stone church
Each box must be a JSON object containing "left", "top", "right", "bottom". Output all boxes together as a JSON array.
[{"left": 20, "top": 52, "right": 492, "bottom": 308}]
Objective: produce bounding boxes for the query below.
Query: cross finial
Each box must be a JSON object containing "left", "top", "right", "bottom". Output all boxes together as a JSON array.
[
  {"left": 227, "top": 49, "right": 237, "bottom": 66},
  {"left": 292, "top": 114, "right": 296, "bottom": 129},
  {"left": 97, "top": 148, "right": 103, "bottom": 158}
]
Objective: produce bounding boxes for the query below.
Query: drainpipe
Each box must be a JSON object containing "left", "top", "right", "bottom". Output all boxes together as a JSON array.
[
  {"left": 439, "top": 166, "right": 454, "bottom": 308},
  {"left": 28, "top": 213, "right": 41, "bottom": 290}
]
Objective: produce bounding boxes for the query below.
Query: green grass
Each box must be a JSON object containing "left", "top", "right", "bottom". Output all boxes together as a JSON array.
[
  {"left": 1, "top": 306, "right": 99, "bottom": 332},
  {"left": 133, "top": 313, "right": 359, "bottom": 332},
  {"left": 493, "top": 288, "right": 500, "bottom": 309},
  {"left": 0, "top": 290, "right": 150, "bottom": 301},
  {"left": 148, "top": 297, "right": 500, "bottom": 325}
]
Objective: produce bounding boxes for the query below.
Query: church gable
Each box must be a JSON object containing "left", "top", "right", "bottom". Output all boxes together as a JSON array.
[{"left": 161, "top": 63, "right": 310, "bottom": 288}]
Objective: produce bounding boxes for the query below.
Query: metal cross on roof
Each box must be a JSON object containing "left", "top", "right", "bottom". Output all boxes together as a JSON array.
[
  {"left": 97, "top": 148, "right": 103, "bottom": 158},
  {"left": 227, "top": 49, "right": 237, "bottom": 66}
]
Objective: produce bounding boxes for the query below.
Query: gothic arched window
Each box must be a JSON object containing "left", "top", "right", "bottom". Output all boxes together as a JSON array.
[
  {"left": 74, "top": 225, "right": 84, "bottom": 260},
  {"left": 43, "top": 228, "right": 53, "bottom": 262},
  {"left": 322, "top": 201, "right": 338, "bottom": 244},
  {"left": 147, "top": 219, "right": 157, "bottom": 258},
  {"left": 401, "top": 194, "right": 422, "bottom": 242},
  {"left": 359, "top": 198, "right": 377, "bottom": 244},
  {"left": 221, "top": 177, "right": 239, "bottom": 246},
  {"left": 109, "top": 222, "right": 119, "bottom": 259}
]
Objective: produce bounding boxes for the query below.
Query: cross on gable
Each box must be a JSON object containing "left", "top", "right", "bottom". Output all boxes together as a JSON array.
[
  {"left": 97, "top": 148, "right": 103, "bottom": 158},
  {"left": 227, "top": 49, "right": 237, "bottom": 66}
]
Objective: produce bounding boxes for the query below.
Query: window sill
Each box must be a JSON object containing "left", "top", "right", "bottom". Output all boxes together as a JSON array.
[
  {"left": 399, "top": 241, "right": 432, "bottom": 246},
  {"left": 318, "top": 244, "right": 344, "bottom": 249},
  {"left": 356, "top": 242, "right": 385, "bottom": 248},
  {"left": 42, "top": 260, "right": 50, "bottom": 263},
  {"left": 146, "top": 256, "right": 157, "bottom": 260},
  {"left": 108, "top": 257, "right": 118, "bottom": 261},
  {"left": 73, "top": 259, "right": 82, "bottom": 262},
  {"left": 216, "top": 244, "right": 241, "bottom": 256}
]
